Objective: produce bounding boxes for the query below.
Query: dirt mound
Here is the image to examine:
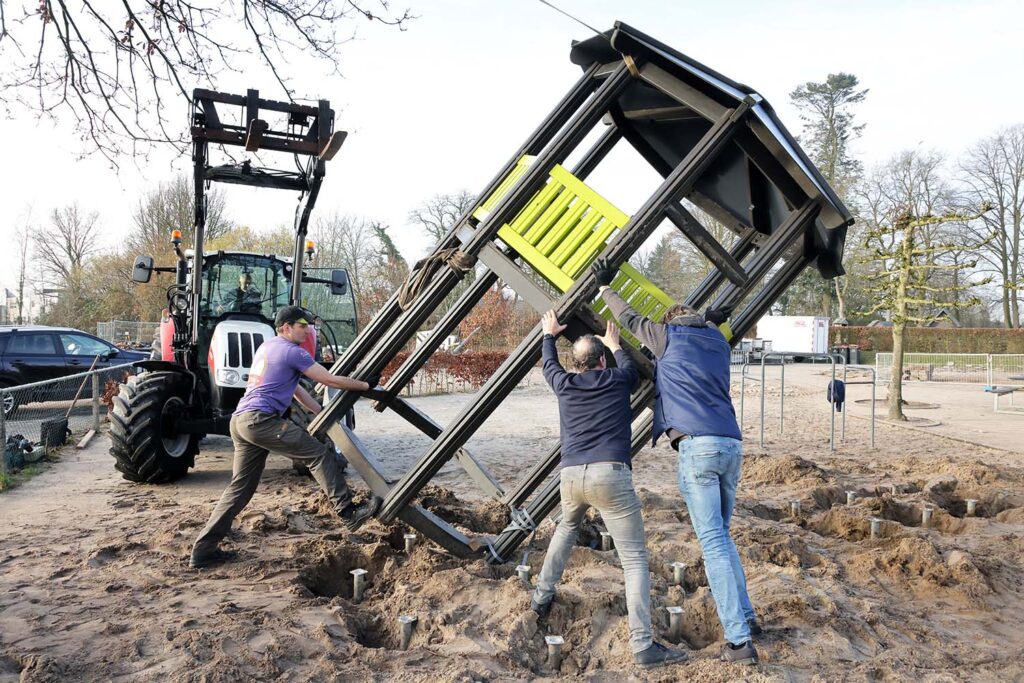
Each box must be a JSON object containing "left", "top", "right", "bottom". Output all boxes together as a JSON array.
[
  {"left": 848, "top": 537, "right": 992, "bottom": 604},
  {"left": 742, "top": 453, "right": 833, "bottom": 487}
]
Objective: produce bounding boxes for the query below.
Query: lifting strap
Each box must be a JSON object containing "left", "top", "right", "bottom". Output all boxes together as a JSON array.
[{"left": 397, "top": 248, "right": 477, "bottom": 311}]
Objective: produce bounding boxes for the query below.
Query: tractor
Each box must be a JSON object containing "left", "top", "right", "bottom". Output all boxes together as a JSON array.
[{"left": 111, "top": 89, "right": 352, "bottom": 483}]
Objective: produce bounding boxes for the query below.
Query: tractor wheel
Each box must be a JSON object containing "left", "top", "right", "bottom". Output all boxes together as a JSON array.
[{"left": 109, "top": 371, "right": 199, "bottom": 483}]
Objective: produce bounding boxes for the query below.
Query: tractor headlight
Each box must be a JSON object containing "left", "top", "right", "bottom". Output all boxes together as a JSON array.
[{"left": 217, "top": 369, "right": 240, "bottom": 385}]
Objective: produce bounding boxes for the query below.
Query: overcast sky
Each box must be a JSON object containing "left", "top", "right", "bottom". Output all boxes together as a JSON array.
[{"left": 2, "top": 0, "right": 1023, "bottom": 299}]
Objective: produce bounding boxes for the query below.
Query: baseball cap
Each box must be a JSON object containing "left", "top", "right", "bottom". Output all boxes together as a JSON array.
[{"left": 275, "top": 305, "right": 310, "bottom": 327}]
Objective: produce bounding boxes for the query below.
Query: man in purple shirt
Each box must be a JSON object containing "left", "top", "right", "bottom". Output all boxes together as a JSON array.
[{"left": 190, "top": 306, "right": 380, "bottom": 569}]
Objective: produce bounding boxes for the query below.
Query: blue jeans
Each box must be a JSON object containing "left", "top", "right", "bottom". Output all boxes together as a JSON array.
[
  {"left": 534, "top": 462, "right": 652, "bottom": 653},
  {"left": 677, "top": 436, "right": 754, "bottom": 645}
]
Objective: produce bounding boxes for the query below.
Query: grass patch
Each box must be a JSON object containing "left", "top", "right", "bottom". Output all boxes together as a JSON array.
[{"left": 0, "top": 454, "right": 57, "bottom": 492}]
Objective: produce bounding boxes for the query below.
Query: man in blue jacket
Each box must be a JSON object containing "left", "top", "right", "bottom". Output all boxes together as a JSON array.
[
  {"left": 532, "top": 310, "right": 687, "bottom": 670},
  {"left": 593, "top": 259, "right": 760, "bottom": 666}
]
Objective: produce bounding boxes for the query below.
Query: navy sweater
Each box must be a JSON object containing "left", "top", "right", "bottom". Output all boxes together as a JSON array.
[{"left": 542, "top": 335, "right": 640, "bottom": 467}]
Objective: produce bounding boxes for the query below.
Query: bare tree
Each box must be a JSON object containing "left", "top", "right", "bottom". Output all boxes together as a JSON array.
[
  {"left": 0, "top": 1, "right": 413, "bottom": 160},
  {"left": 14, "top": 208, "right": 33, "bottom": 324},
  {"left": 407, "top": 190, "right": 475, "bottom": 247},
  {"left": 958, "top": 125, "right": 1024, "bottom": 328},
  {"left": 131, "top": 174, "right": 230, "bottom": 255},
  {"left": 37, "top": 203, "right": 101, "bottom": 283}
]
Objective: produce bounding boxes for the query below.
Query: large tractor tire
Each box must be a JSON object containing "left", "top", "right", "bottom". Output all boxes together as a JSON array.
[{"left": 109, "top": 371, "right": 199, "bottom": 483}]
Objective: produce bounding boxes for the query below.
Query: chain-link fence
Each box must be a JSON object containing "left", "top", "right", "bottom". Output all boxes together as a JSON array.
[
  {"left": 96, "top": 320, "right": 160, "bottom": 348},
  {"left": 2, "top": 363, "right": 137, "bottom": 476},
  {"left": 876, "top": 353, "right": 1024, "bottom": 385}
]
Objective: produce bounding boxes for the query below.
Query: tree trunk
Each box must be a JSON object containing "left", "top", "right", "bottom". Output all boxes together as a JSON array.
[
  {"left": 834, "top": 276, "right": 847, "bottom": 321},
  {"left": 888, "top": 321, "right": 907, "bottom": 420}
]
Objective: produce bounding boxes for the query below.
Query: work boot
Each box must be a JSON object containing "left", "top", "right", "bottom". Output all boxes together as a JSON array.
[
  {"left": 634, "top": 642, "right": 688, "bottom": 669},
  {"left": 189, "top": 548, "right": 238, "bottom": 569},
  {"left": 721, "top": 640, "right": 759, "bottom": 665},
  {"left": 340, "top": 495, "right": 382, "bottom": 532},
  {"left": 531, "top": 596, "right": 553, "bottom": 620},
  {"left": 747, "top": 617, "right": 763, "bottom": 636}
]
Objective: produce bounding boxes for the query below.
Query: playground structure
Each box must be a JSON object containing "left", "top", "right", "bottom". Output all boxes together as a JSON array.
[
  {"left": 305, "top": 23, "right": 853, "bottom": 562},
  {"left": 738, "top": 353, "right": 878, "bottom": 451}
]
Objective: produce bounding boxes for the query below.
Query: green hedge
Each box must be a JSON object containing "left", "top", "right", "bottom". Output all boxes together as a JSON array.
[{"left": 831, "top": 326, "right": 1024, "bottom": 354}]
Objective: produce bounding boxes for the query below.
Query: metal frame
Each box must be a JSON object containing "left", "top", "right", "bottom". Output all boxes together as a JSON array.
[{"left": 295, "top": 26, "right": 853, "bottom": 563}]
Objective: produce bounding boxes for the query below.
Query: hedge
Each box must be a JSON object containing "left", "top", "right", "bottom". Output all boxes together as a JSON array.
[{"left": 831, "top": 326, "right": 1024, "bottom": 354}]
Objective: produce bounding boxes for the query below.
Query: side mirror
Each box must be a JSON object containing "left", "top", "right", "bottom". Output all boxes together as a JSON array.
[
  {"left": 329, "top": 269, "right": 349, "bottom": 296},
  {"left": 103, "top": 348, "right": 119, "bottom": 359},
  {"left": 131, "top": 255, "right": 155, "bottom": 283}
]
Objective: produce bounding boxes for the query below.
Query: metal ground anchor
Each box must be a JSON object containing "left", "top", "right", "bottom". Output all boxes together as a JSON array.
[
  {"left": 403, "top": 533, "right": 417, "bottom": 554},
  {"left": 846, "top": 490, "right": 856, "bottom": 506},
  {"left": 869, "top": 518, "right": 881, "bottom": 539},
  {"left": 666, "top": 605, "right": 683, "bottom": 642},
  {"left": 350, "top": 568, "right": 368, "bottom": 603},
  {"left": 545, "top": 635, "right": 564, "bottom": 670},
  {"left": 516, "top": 564, "right": 531, "bottom": 587},
  {"left": 922, "top": 506, "right": 933, "bottom": 528},
  {"left": 670, "top": 561, "right": 687, "bottom": 588},
  {"left": 600, "top": 531, "right": 614, "bottom": 551},
  {"left": 966, "top": 499, "right": 978, "bottom": 516},
  {"left": 398, "top": 615, "right": 417, "bottom": 650},
  {"left": 790, "top": 500, "right": 801, "bottom": 517}
]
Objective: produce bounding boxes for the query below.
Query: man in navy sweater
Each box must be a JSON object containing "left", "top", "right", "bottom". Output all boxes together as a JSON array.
[
  {"left": 531, "top": 310, "right": 687, "bottom": 670},
  {"left": 592, "top": 258, "right": 760, "bottom": 666}
]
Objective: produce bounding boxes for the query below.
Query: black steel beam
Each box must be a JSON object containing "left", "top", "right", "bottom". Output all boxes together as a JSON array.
[
  {"left": 730, "top": 254, "right": 812, "bottom": 341},
  {"left": 309, "top": 64, "right": 634, "bottom": 439},
  {"left": 383, "top": 396, "right": 505, "bottom": 501},
  {"left": 326, "top": 422, "right": 479, "bottom": 558},
  {"left": 377, "top": 99, "right": 751, "bottom": 524},
  {"left": 710, "top": 200, "right": 819, "bottom": 309},
  {"left": 664, "top": 203, "right": 747, "bottom": 286},
  {"left": 685, "top": 229, "right": 758, "bottom": 309},
  {"left": 319, "top": 64, "right": 604, "bottom": 382}
]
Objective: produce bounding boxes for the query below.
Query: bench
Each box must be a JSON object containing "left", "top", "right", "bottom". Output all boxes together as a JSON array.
[{"left": 984, "top": 385, "right": 1023, "bottom": 414}]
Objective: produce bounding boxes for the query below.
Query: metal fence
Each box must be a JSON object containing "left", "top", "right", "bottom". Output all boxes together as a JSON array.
[
  {"left": 2, "top": 363, "right": 137, "bottom": 476},
  {"left": 97, "top": 320, "right": 160, "bottom": 347},
  {"left": 875, "top": 353, "right": 1024, "bottom": 385}
]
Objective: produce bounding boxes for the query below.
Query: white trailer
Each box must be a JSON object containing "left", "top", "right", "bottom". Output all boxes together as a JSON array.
[{"left": 755, "top": 315, "right": 830, "bottom": 354}]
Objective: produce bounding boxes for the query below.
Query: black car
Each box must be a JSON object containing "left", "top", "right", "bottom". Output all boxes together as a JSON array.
[{"left": 0, "top": 326, "right": 149, "bottom": 417}]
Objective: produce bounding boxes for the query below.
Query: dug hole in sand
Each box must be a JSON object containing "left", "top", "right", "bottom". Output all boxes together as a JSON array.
[{"left": 1, "top": 367, "right": 1023, "bottom": 681}]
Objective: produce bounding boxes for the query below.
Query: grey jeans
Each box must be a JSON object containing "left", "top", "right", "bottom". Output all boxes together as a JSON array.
[
  {"left": 534, "top": 462, "right": 653, "bottom": 653},
  {"left": 192, "top": 410, "right": 352, "bottom": 554}
]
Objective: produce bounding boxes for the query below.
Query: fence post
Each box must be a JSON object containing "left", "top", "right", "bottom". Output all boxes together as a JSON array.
[
  {"left": 987, "top": 354, "right": 993, "bottom": 386},
  {"left": 92, "top": 372, "right": 101, "bottom": 432},
  {"left": 1, "top": 388, "right": 7, "bottom": 481}
]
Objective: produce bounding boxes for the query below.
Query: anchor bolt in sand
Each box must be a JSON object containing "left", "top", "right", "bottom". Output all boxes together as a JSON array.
[
  {"left": 670, "top": 561, "right": 687, "bottom": 588},
  {"left": 403, "top": 533, "right": 417, "bottom": 554},
  {"left": 890, "top": 483, "right": 899, "bottom": 495},
  {"left": 922, "top": 506, "right": 933, "bottom": 528},
  {"left": 790, "top": 500, "right": 801, "bottom": 516},
  {"left": 600, "top": 531, "right": 614, "bottom": 551},
  {"left": 847, "top": 490, "right": 856, "bottom": 506},
  {"left": 666, "top": 605, "right": 684, "bottom": 641},
  {"left": 515, "top": 564, "right": 531, "bottom": 587},
  {"left": 869, "top": 518, "right": 881, "bottom": 539},
  {"left": 350, "top": 568, "right": 368, "bottom": 603},
  {"left": 398, "top": 615, "right": 417, "bottom": 650},
  {"left": 966, "top": 499, "right": 978, "bottom": 516},
  {"left": 545, "top": 635, "right": 564, "bottom": 670}
]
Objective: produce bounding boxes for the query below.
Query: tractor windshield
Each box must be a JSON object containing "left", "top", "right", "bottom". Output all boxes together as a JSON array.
[{"left": 201, "top": 253, "right": 292, "bottom": 321}]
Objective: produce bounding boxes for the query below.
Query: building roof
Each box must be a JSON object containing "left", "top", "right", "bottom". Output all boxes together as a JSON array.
[{"left": 568, "top": 22, "right": 852, "bottom": 279}]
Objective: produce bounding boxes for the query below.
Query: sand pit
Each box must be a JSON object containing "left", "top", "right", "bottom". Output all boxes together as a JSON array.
[{"left": 2, "top": 369, "right": 1023, "bottom": 681}]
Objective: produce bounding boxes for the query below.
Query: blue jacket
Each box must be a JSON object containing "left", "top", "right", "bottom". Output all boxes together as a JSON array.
[
  {"left": 653, "top": 324, "right": 741, "bottom": 444},
  {"left": 542, "top": 335, "right": 640, "bottom": 466}
]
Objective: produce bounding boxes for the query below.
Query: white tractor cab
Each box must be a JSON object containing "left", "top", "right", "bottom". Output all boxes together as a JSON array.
[{"left": 112, "top": 87, "right": 350, "bottom": 483}]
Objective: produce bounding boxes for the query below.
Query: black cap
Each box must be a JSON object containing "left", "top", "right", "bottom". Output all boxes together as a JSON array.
[{"left": 275, "top": 305, "right": 310, "bottom": 327}]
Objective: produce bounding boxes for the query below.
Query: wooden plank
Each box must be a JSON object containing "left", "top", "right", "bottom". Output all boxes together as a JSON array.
[
  {"left": 76, "top": 430, "right": 96, "bottom": 449},
  {"left": 639, "top": 62, "right": 728, "bottom": 121},
  {"left": 244, "top": 119, "right": 268, "bottom": 152},
  {"left": 319, "top": 130, "right": 348, "bottom": 160},
  {"left": 664, "top": 203, "right": 748, "bottom": 286}
]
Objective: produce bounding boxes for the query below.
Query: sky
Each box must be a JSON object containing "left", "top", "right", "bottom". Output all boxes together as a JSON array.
[{"left": 2, "top": 0, "right": 1023, "bottom": 304}]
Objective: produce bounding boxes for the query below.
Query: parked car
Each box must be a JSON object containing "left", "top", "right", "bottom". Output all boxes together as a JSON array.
[{"left": 0, "top": 326, "right": 149, "bottom": 418}]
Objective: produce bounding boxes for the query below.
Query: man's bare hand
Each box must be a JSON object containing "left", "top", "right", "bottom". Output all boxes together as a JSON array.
[
  {"left": 598, "top": 320, "right": 621, "bottom": 352},
  {"left": 542, "top": 310, "right": 567, "bottom": 337}
]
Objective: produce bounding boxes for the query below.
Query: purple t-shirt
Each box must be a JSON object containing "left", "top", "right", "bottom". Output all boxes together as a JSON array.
[{"left": 234, "top": 336, "right": 315, "bottom": 416}]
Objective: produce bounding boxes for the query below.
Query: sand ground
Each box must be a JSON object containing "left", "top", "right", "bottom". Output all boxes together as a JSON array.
[{"left": 1, "top": 367, "right": 1023, "bottom": 681}]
